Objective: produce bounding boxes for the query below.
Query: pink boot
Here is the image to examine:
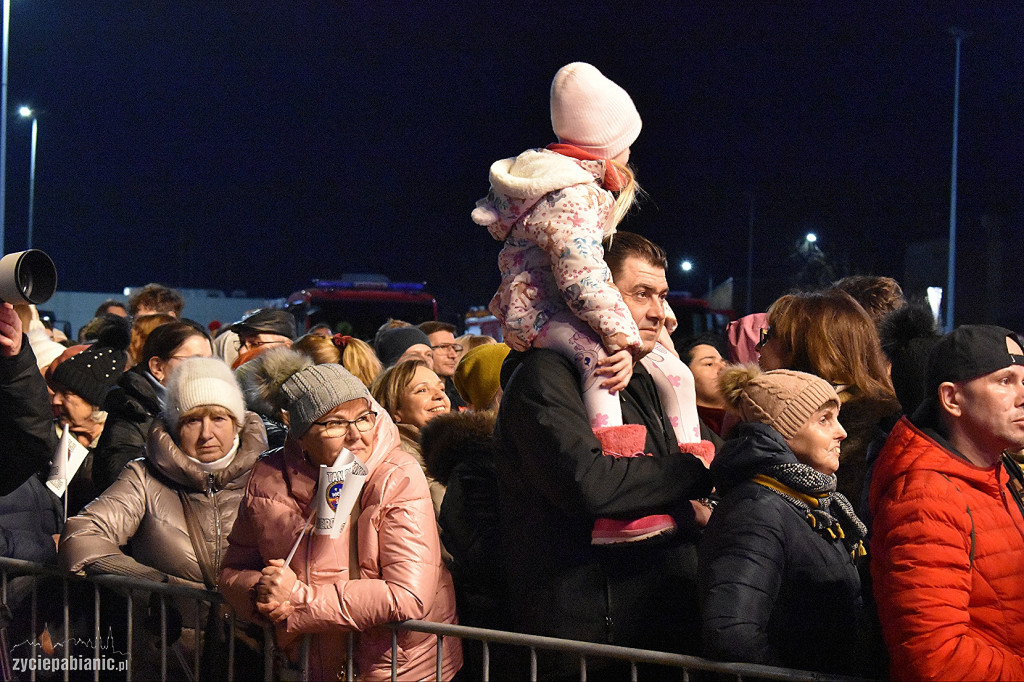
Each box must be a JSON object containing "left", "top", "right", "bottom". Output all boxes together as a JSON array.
[{"left": 591, "top": 424, "right": 677, "bottom": 545}]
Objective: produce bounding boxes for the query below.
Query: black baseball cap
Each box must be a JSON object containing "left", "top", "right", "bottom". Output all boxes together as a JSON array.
[
  {"left": 230, "top": 309, "right": 296, "bottom": 340},
  {"left": 926, "top": 325, "right": 1024, "bottom": 396}
]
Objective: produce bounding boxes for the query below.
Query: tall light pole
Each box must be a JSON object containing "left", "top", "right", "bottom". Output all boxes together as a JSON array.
[
  {"left": 945, "top": 27, "right": 967, "bottom": 333},
  {"left": 0, "top": 0, "right": 10, "bottom": 255},
  {"left": 18, "top": 105, "right": 35, "bottom": 249}
]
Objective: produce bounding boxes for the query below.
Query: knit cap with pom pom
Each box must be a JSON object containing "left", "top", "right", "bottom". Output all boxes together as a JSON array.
[
  {"left": 244, "top": 346, "right": 368, "bottom": 437},
  {"left": 719, "top": 365, "right": 839, "bottom": 441}
]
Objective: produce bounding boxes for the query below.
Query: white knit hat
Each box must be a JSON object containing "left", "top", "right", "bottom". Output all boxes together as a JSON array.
[
  {"left": 550, "top": 62, "right": 642, "bottom": 160},
  {"left": 164, "top": 357, "right": 246, "bottom": 431}
]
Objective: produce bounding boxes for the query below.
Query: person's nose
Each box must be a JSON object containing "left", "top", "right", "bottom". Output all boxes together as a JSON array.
[
  {"left": 649, "top": 297, "right": 666, "bottom": 321},
  {"left": 200, "top": 418, "right": 216, "bottom": 441},
  {"left": 836, "top": 423, "right": 848, "bottom": 441}
]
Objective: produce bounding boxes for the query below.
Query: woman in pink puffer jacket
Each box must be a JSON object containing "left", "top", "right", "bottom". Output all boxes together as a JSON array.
[{"left": 219, "top": 349, "right": 461, "bottom": 681}]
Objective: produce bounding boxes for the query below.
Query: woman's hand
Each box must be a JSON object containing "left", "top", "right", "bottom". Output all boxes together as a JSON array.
[
  {"left": 256, "top": 558, "right": 297, "bottom": 606},
  {"left": 595, "top": 350, "right": 633, "bottom": 394}
]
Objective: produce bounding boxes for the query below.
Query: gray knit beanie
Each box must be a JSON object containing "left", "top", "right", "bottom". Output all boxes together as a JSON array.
[
  {"left": 720, "top": 366, "right": 839, "bottom": 441},
  {"left": 281, "top": 363, "right": 369, "bottom": 437},
  {"left": 164, "top": 357, "right": 246, "bottom": 431}
]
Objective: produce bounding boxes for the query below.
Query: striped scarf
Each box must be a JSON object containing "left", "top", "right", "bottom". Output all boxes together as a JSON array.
[{"left": 753, "top": 462, "right": 867, "bottom": 558}]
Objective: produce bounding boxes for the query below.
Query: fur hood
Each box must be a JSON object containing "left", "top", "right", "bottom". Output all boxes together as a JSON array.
[
  {"left": 419, "top": 410, "right": 497, "bottom": 485},
  {"left": 471, "top": 148, "right": 606, "bottom": 241}
]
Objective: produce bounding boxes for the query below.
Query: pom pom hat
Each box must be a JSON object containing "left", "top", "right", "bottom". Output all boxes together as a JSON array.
[
  {"left": 720, "top": 366, "right": 840, "bottom": 441},
  {"left": 550, "top": 62, "right": 642, "bottom": 160},
  {"left": 164, "top": 357, "right": 246, "bottom": 432},
  {"left": 281, "top": 363, "right": 370, "bottom": 438}
]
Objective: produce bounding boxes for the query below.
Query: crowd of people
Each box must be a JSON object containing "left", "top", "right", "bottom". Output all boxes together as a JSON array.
[{"left": 0, "top": 61, "right": 1022, "bottom": 682}]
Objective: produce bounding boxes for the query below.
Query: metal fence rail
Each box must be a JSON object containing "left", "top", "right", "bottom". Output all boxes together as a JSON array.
[{"left": 0, "top": 557, "right": 870, "bottom": 682}]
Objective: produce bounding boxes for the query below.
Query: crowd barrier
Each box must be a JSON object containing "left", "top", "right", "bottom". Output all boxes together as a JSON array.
[{"left": 0, "top": 557, "right": 868, "bottom": 682}]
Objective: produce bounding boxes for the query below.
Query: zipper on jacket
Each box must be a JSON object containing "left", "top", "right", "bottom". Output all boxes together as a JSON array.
[{"left": 207, "top": 474, "right": 222, "bottom": 589}]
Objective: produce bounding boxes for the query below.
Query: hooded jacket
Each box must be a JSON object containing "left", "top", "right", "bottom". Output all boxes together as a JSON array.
[
  {"left": 698, "top": 422, "right": 864, "bottom": 675},
  {"left": 218, "top": 399, "right": 461, "bottom": 682},
  {"left": 93, "top": 365, "right": 164, "bottom": 493},
  {"left": 60, "top": 412, "right": 267, "bottom": 585},
  {"left": 473, "top": 147, "right": 641, "bottom": 354},
  {"left": 420, "top": 411, "right": 508, "bottom": 629},
  {"left": 869, "top": 415, "right": 1024, "bottom": 680}
]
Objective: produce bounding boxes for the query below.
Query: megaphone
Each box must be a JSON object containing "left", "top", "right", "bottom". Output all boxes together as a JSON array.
[{"left": 0, "top": 249, "right": 57, "bottom": 304}]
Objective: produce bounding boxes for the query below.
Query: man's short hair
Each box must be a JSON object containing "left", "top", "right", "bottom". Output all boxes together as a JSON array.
[
  {"left": 128, "top": 284, "right": 185, "bottom": 317},
  {"left": 603, "top": 231, "right": 668, "bottom": 278},
  {"left": 418, "top": 320, "right": 457, "bottom": 336},
  {"left": 94, "top": 299, "right": 128, "bottom": 317}
]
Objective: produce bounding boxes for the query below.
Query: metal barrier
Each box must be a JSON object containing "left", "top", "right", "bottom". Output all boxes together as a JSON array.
[{"left": 0, "top": 557, "right": 869, "bottom": 682}]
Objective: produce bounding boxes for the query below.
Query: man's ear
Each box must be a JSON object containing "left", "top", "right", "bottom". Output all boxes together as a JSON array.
[{"left": 937, "top": 382, "right": 962, "bottom": 418}]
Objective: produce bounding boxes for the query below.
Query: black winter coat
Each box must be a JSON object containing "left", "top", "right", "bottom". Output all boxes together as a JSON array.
[
  {"left": 0, "top": 336, "right": 58, "bottom": 496},
  {"left": 93, "top": 366, "right": 162, "bottom": 493},
  {"left": 698, "top": 422, "right": 864, "bottom": 676},
  {"left": 420, "top": 410, "right": 508, "bottom": 631},
  {"left": 496, "top": 349, "right": 712, "bottom": 663}
]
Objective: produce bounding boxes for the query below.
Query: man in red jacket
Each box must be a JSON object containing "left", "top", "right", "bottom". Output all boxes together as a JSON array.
[{"left": 870, "top": 325, "right": 1024, "bottom": 680}]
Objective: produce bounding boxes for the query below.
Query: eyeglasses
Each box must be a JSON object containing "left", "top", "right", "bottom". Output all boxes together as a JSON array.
[
  {"left": 312, "top": 411, "right": 378, "bottom": 437},
  {"left": 235, "top": 338, "right": 284, "bottom": 352},
  {"left": 755, "top": 326, "right": 773, "bottom": 351},
  {"left": 431, "top": 343, "right": 464, "bottom": 353}
]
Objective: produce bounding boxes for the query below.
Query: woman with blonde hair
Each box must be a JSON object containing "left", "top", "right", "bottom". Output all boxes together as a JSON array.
[
  {"left": 370, "top": 359, "right": 450, "bottom": 516},
  {"left": 757, "top": 289, "right": 900, "bottom": 504},
  {"left": 292, "top": 332, "right": 383, "bottom": 387}
]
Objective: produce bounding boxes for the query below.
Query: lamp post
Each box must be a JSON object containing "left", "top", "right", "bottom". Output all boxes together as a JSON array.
[
  {"left": 18, "top": 105, "right": 35, "bottom": 249},
  {"left": 0, "top": 0, "right": 10, "bottom": 255},
  {"left": 945, "top": 27, "right": 967, "bottom": 333}
]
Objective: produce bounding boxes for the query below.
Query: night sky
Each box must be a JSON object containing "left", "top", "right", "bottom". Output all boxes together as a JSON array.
[{"left": 3, "top": 2, "right": 1022, "bottom": 324}]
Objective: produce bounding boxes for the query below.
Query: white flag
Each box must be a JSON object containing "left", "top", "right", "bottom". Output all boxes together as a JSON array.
[
  {"left": 45, "top": 425, "right": 70, "bottom": 497},
  {"left": 45, "top": 425, "right": 90, "bottom": 499},
  {"left": 314, "top": 448, "right": 368, "bottom": 538}
]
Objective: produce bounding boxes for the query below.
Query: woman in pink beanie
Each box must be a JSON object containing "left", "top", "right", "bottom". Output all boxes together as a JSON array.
[{"left": 472, "top": 63, "right": 712, "bottom": 545}]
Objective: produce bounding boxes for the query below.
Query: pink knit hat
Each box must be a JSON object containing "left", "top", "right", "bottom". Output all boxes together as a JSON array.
[{"left": 550, "top": 62, "right": 642, "bottom": 160}]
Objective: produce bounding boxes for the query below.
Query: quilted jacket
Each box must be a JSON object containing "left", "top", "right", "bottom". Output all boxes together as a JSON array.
[
  {"left": 869, "top": 416, "right": 1024, "bottom": 680},
  {"left": 218, "top": 399, "right": 461, "bottom": 682},
  {"left": 60, "top": 412, "right": 268, "bottom": 584},
  {"left": 472, "top": 147, "right": 641, "bottom": 355}
]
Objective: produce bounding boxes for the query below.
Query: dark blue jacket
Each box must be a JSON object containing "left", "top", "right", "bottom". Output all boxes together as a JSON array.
[{"left": 698, "top": 422, "right": 864, "bottom": 675}]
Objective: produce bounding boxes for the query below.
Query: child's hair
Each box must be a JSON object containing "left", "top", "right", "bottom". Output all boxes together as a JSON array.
[{"left": 607, "top": 160, "right": 639, "bottom": 230}]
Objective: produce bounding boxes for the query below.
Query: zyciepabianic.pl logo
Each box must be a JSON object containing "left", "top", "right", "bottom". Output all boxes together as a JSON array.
[{"left": 10, "top": 625, "right": 128, "bottom": 673}]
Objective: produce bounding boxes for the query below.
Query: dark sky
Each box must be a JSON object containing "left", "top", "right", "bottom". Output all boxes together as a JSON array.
[{"left": 4, "top": 2, "right": 1022, "bottom": 322}]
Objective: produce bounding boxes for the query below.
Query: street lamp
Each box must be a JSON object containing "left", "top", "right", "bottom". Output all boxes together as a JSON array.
[
  {"left": 18, "top": 105, "right": 36, "bottom": 249},
  {"left": 680, "top": 259, "right": 693, "bottom": 273},
  {"left": 945, "top": 27, "right": 968, "bottom": 333},
  {"left": 0, "top": 0, "right": 11, "bottom": 254},
  {"left": 805, "top": 232, "right": 817, "bottom": 244}
]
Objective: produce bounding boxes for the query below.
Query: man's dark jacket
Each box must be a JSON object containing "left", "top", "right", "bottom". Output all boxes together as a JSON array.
[
  {"left": 0, "top": 336, "right": 58, "bottom": 496},
  {"left": 495, "top": 349, "right": 712, "bottom": 661}
]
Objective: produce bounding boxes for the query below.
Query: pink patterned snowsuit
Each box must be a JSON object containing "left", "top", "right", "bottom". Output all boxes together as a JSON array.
[{"left": 473, "top": 148, "right": 706, "bottom": 450}]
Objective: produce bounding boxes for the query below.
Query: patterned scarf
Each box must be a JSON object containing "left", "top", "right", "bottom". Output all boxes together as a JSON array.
[{"left": 753, "top": 462, "right": 868, "bottom": 558}]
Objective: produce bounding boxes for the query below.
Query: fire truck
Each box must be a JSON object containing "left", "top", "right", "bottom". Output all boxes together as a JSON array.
[{"left": 284, "top": 275, "right": 438, "bottom": 341}]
